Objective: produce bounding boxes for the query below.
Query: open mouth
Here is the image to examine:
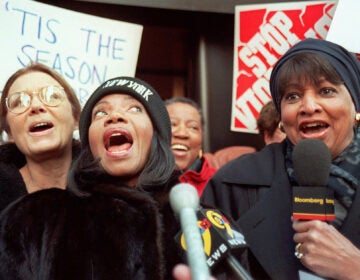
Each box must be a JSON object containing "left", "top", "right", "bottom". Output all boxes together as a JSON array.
[
  {"left": 105, "top": 132, "right": 133, "bottom": 153},
  {"left": 171, "top": 143, "right": 189, "bottom": 152},
  {"left": 29, "top": 122, "right": 54, "bottom": 133},
  {"left": 300, "top": 122, "right": 329, "bottom": 134}
]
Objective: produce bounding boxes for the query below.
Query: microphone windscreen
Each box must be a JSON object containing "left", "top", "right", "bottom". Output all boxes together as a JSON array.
[
  {"left": 169, "top": 183, "right": 199, "bottom": 214},
  {"left": 292, "top": 138, "right": 331, "bottom": 186}
]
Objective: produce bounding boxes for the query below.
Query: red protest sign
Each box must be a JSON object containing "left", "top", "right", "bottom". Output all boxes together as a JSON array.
[{"left": 231, "top": 1, "right": 336, "bottom": 133}]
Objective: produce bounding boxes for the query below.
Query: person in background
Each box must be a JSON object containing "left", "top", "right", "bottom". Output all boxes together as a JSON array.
[
  {"left": 165, "top": 97, "right": 217, "bottom": 196},
  {"left": 0, "top": 76, "right": 183, "bottom": 279},
  {"left": 201, "top": 38, "right": 360, "bottom": 279},
  {"left": 0, "top": 62, "right": 81, "bottom": 212},
  {"left": 257, "top": 100, "right": 286, "bottom": 145}
]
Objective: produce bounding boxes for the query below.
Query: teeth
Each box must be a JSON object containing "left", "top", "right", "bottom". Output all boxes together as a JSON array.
[
  {"left": 172, "top": 144, "right": 188, "bottom": 151},
  {"left": 110, "top": 132, "right": 122, "bottom": 137},
  {"left": 34, "top": 122, "right": 48, "bottom": 128},
  {"left": 302, "top": 123, "right": 325, "bottom": 129}
]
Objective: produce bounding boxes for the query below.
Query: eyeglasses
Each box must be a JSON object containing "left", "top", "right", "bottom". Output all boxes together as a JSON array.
[{"left": 6, "top": 85, "right": 66, "bottom": 114}]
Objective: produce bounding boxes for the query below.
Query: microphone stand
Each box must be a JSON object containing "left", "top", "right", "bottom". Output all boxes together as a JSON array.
[{"left": 226, "top": 254, "right": 253, "bottom": 280}]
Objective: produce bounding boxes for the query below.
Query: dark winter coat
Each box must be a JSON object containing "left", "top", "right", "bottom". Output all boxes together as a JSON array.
[
  {"left": 0, "top": 141, "right": 81, "bottom": 213},
  {"left": 201, "top": 142, "right": 360, "bottom": 279},
  {"left": 0, "top": 173, "right": 183, "bottom": 280}
]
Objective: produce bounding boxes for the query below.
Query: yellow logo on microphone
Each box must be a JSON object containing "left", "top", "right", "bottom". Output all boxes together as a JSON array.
[
  {"left": 206, "top": 210, "right": 233, "bottom": 238},
  {"left": 180, "top": 218, "right": 212, "bottom": 255},
  {"left": 180, "top": 209, "right": 235, "bottom": 256}
]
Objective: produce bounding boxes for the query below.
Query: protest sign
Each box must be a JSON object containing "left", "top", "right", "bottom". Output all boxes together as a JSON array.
[
  {"left": 0, "top": 0, "right": 143, "bottom": 105},
  {"left": 327, "top": 0, "right": 360, "bottom": 54},
  {"left": 231, "top": 1, "right": 336, "bottom": 133}
]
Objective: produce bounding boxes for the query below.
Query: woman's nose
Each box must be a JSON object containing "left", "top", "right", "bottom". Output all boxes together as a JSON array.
[
  {"left": 173, "top": 124, "right": 189, "bottom": 138},
  {"left": 105, "top": 111, "right": 126, "bottom": 124},
  {"left": 29, "top": 96, "right": 46, "bottom": 114},
  {"left": 300, "top": 94, "right": 322, "bottom": 115}
]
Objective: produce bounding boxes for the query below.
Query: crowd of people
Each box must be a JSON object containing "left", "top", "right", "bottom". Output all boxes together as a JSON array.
[{"left": 0, "top": 37, "right": 360, "bottom": 280}]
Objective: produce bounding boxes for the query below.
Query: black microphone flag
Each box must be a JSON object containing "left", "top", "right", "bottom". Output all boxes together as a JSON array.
[
  {"left": 292, "top": 138, "right": 335, "bottom": 221},
  {"left": 175, "top": 207, "right": 247, "bottom": 268}
]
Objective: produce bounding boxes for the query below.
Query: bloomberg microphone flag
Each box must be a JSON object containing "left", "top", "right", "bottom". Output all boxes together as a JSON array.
[{"left": 231, "top": 1, "right": 337, "bottom": 134}]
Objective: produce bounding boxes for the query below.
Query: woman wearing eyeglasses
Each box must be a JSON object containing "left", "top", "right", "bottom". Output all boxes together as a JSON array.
[{"left": 0, "top": 62, "right": 81, "bottom": 212}]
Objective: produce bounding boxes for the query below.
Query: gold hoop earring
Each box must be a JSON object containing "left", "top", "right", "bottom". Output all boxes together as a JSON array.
[
  {"left": 278, "top": 121, "right": 285, "bottom": 133},
  {"left": 198, "top": 149, "right": 203, "bottom": 159},
  {"left": 355, "top": 113, "right": 360, "bottom": 127}
]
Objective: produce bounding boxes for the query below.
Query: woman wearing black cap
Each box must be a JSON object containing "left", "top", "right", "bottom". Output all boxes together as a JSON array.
[
  {"left": 201, "top": 38, "right": 360, "bottom": 279},
  {"left": 0, "top": 77, "right": 183, "bottom": 279}
]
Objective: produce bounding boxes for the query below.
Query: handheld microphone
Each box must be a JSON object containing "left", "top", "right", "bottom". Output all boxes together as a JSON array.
[
  {"left": 292, "top": 138, "right": 334, "bottom": 221},
  {"left": 169, "top": 183, "right": 211, "bottom": 280},
  {"left": 173, "top": 198, "right": 253, "bottom": 279}
]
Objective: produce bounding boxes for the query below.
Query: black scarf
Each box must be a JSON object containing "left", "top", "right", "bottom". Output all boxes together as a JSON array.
[{"left": 285, "top": 129, "right": 360, "bottom": 228}]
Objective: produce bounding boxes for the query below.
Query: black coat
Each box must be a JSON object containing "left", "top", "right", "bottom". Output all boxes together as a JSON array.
[
  {"left": 0, "top": 143, "right": 27, "bottom": 212},
  {"left": 0, "top": 142, "right": 80, "bottom": 213},
  {"left": 201, "top": 142, "right": 360, "bottom": 279},
  {"left": 0, "top": 176, "right": 183, "bottom": 279}
]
